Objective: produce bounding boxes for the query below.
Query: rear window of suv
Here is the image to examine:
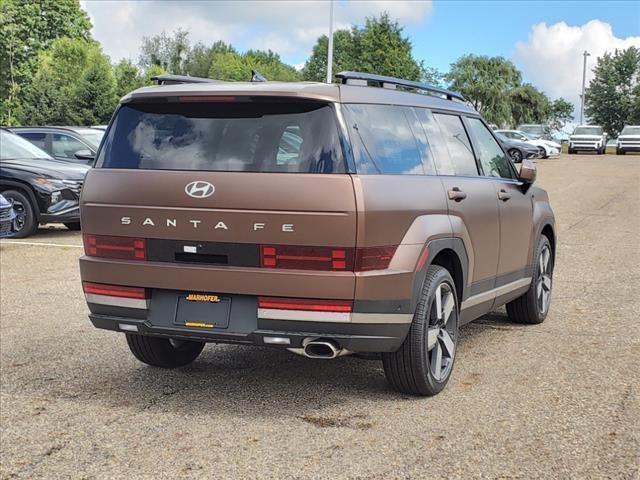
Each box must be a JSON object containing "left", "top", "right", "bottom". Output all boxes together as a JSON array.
[{"left": 97, "top": 100, "right": 345, "bottom": 173}]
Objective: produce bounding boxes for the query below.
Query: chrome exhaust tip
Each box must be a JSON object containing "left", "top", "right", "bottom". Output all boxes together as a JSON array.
[
  {"left": 287, "top": 338, "right": 351, "bottom": 359},
  {"left": 304, "top": 340, "right": 339, "bottom": 359}
]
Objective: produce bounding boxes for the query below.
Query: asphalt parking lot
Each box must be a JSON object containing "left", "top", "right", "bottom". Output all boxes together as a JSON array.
[{"left": 1, "top": 153, "right": 639, "bottom": 479}]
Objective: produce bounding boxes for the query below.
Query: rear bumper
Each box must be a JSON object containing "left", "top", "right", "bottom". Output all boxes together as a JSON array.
[{"left": 88, "top": 311, "right": 410, "bottom": 353}]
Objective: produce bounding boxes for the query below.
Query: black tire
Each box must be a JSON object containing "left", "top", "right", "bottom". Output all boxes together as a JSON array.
[
  {"left": 616, "top": 148, "right": 625, "bottom": 155},
  {"left": 1, "top": 189, "right": 37, "bottom": 238},
  {"left": 382, "top": 265, "right": 459, "bottom": 396},
  {"left": 64, "top": 222, "right": 81, "bottom": 231},
  {"left": 506, "top": 235, "right": 553, "bottom": 324},
  {"left": 508, "top": 148, "right": 523, "bottom": 163},
  {"left": 126, "top": 334, "right": 205, "bottom": 368},
  {"left": 568, "top": 148, "right": 575, "bottom": 154}
]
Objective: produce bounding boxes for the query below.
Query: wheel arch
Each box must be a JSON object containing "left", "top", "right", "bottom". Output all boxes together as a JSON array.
[
  {"left": 410, "top": 238, "right": 469, "bottom": 312},
  {"left": 0, "top": 179, "right": 41, "bottom": 221}
]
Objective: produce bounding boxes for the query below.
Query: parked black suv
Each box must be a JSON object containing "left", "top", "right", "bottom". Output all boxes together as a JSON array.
[
  {"left": 9, "top": 126, "right": 104, "bottom": 165},
  {"left": 0, "top": 129, "right": 89, "bottom": 237}
]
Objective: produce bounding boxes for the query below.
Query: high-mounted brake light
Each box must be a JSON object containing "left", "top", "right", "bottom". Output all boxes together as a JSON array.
[
  {"left": 258, "top": 297, "right": 352, "bottom": 312},
  {"left": 83, "top": 282, "right": 148, "bottom": 300},
  {"left": 260, "top": 245, "right": 396, "bottom": 271},
  {"left": 83, "top": 234, "right": 146, "bottom": 260}
]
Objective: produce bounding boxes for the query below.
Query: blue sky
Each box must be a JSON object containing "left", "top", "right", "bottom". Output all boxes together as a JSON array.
[
  {"left": 404, "top": 1, "right": 639, "bottom": 74},
  {"left": 82, "top": 0, "right": 640, "bottom": 119}
]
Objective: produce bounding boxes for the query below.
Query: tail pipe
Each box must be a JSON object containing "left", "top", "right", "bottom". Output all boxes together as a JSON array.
[{"left": 288, "top": 338, "right": 351, "bottom": 359}]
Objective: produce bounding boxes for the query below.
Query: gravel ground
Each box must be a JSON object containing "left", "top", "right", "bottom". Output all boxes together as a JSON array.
[{"left": 1, "top": 153, "right": 639, "bottom": 479}]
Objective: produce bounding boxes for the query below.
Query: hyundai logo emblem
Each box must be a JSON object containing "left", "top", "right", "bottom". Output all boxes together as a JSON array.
[{"left": 185, "top": 181, "right": 215, "bottom": 199}]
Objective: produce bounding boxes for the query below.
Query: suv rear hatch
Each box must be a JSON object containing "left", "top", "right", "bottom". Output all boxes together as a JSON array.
[{"left": 80, "top": 97, "right": 358, "bottom": 299}]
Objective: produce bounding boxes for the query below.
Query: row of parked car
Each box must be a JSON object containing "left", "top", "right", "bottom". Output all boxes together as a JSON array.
[{"left": 0, "top": 127, "right": 103, "bottom": 237}]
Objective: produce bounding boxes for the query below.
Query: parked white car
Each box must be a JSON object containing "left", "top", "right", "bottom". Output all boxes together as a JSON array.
[
  {"left": 616, "top": 125, "right": 640, "bottom": 155},
  {"left": 496, "top": 130, "right": 561, "bottom": 158},
  {"left": 568, "top": 125, "right": 607, "bottom": 154}
]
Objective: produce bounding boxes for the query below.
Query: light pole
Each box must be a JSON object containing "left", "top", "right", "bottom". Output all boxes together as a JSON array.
[
  {"left": 326, "top": 0, "right": 335, "bottom": 84},
  {"left": 580, "top": 50, "right": 591, "bottom": 125}
]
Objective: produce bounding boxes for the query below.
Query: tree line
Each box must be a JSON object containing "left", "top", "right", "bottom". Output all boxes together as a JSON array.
[{"left": 1, "top": 0, "right": 637, "bottom": 136}]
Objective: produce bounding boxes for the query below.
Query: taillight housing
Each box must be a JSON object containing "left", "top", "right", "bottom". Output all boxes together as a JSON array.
[
  {"left": 83, "top": 234, "right": 146, "bottom": 260},
  {"left": 260, "top": 245, "right": 354, "bottom": 271},
  {"left": 83, "top": 282, "right": 148, "bottom": 299},
  {"left": 259, "top": 245, "right": 396, "bottom": 271}
]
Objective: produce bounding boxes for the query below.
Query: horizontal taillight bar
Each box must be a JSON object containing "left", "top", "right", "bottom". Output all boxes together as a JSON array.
[
  {"left": 83, "top": 282, "right": 148, "bottom": 299},
  {"left": 83, "top": 234, "right": 146, "bottom": 260},
  {"left": 260, "top": 245, "right": 397, "bottom": 271},
  {"left": 258, "top": 297, "right": 352, "bottom": 312}
]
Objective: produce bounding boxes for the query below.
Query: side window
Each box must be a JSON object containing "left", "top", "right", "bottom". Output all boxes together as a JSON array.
[
  {"left": 466, "top": 118, "right": 515, "bottom": 179},
  {"left": 343, "top": 104, "right": 424, "bottom": 175},
  {"left": 52, "top": 134, "right": 86, "bottom": 159},
  {"left": 19, "top": 132, "right": 47, "bottom": 151},
  {"left": 432, "top": 113, "right": 478, "bottom": 176},
  {"left": 414, "top": 108, "right": 455, "bottom": 175},
  {"left": 404, "top": 107, "right": 437, "bottom": 175}
]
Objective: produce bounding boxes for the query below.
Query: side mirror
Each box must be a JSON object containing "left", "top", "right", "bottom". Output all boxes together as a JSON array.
[
  {"left": 519, "top": 159, "right": 536, "bottom": 184},
  {"left": 74, "top": 149, "right": 95, "bottom": 161}
]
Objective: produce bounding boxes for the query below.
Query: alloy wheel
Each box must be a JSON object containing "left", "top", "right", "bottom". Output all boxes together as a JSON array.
[
  {"left": 426, "top": 282, "right": 457, "bottom": 382},
  {"left": 536, "top": 245, "right": 552, "bottom": 314},
  {"left": 509, "top": 149, "right": 522, "bottom": 162},
  {"left": 7, "top": 197, "right": 26, "bottom": 232}
]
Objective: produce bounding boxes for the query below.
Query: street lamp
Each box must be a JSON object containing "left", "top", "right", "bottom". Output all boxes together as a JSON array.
[
  {"left": 326, "top": 0, "right": 335, "bottom": 84},
  {"left": 580, "top": 50, "right": 591, "bottom": 125}
]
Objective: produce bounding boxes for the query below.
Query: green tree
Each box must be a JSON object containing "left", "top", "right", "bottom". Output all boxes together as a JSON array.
[
  {"left": 302, "top": 14, "right": 423, "bottom": 83},
  {"left": 585, "top": 47, "right": 640, "bottom": 137},
  {"left": 183, "top": 41, "right": 235, "bottom": 77},
  {"left": 209, "top": 49, "right": 301, "bottom": 82},
  {"left": 547, "top": 98, "right": 574, "bottom": 132},
  {"left": 139, "top": 28, "right": 190, "bottom": 74},
  {"left": 509, "top": 83, "right": 550, "bottom": 127},
  {"left": 0, "top": 0, "right": 92, "bottom": 124},
  {"left": 446, "top": 55, "right": 522, "bottom": 125},
  {"left": 21, "top": 38, "right": 116, "bottom": 125},
  {"left": 114, "top": 59, "right": 143, "bottom": 99}
]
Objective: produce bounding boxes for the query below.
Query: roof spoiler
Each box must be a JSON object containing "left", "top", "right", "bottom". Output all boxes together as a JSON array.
[
  {"left": 151, "top": 74, "right": 223, "bottom": 85},
  {"left": 335, "top": 71, "right": 466, "bottom": 103}
]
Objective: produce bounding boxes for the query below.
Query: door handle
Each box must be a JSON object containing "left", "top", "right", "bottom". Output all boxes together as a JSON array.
[
  {"left": 448, "top": 187, "right": 467, "bottom": 202},
  {"left": 498, "top": 189, "right": 511, "bottom": 201}
]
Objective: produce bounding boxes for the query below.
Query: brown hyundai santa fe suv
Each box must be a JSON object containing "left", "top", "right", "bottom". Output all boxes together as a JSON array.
[{"left": 79, "top": 72, "right": 555, "bottom": 396}]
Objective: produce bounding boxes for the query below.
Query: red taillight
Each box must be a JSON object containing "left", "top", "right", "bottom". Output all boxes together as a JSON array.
[
  {"left": 83, "top": 234, "right": 146, "bottom": 260},
  {"left": 355, "top": 246, "right": 397, "bottom": 271},
  {"left": 259, "top": 245, "right": 397, "bottom": 271},
  {"left": 258, "top": 297, "right": 352, "bottom": 312},
  {"left": 83, "top": 282, "right": 148, "bottom": 299},
  {"left": 260, "top": 245, "right": 354, "bottom": 271}
]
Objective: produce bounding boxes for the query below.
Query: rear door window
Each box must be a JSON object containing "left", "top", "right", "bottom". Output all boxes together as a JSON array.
[
  {"left": 98, "top": 101, "right": 345, "bottom": 173},
  {"left": 414, "top": 108, "right": 456, "bottom": 175},
  {"left": 343, "top": 104, "right": 425, "bottom": 175},
  {"left": 432, "top": 113, "right": 478, "bottom": 176}
]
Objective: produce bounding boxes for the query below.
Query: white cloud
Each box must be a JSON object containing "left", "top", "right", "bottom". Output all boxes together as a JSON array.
[
  {"left": 513, "top": 20, "right": 640, "bottom": 122},
  {"left": 81, "top": 0, "right": 432, "bottom": 64}
]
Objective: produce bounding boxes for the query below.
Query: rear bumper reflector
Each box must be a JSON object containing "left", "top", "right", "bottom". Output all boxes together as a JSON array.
[
  {"left": 258, "top": 308, "right": 351, "bottom": 323},
  {"left": 84, "top": 293, "right": 149, "bottom": 310}
]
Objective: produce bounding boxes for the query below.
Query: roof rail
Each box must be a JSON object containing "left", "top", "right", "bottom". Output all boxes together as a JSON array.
[
  {"left": 335, "top": 71, "right": 466, "bottom": 103},
  {"left": 151, "top": 74, "right": 223, "bottom": 86}
]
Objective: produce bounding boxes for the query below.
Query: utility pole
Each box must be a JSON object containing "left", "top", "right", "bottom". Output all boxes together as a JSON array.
[
  {"left": 326, "top": 0, "right": 335, "bottom": 84},
  {"left": 580, "top": 50, "right": 591, "bottom": 125}
]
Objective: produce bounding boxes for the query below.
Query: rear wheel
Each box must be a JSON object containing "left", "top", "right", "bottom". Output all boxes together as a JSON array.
[
  {"left": 126, "top": 334, "right": 205, "bottom": 368},
  {"left": 383, "top": 265, "right": 459, "bottom": 396},
  {"left": 64, "top": 222, "right": 81, "bottom": 231},
  {"left": 1, "top": 189, "right": 37, "bottom": 238},
  {"left": 506, "top": 235, "right": 553, "bottom": 324}
]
